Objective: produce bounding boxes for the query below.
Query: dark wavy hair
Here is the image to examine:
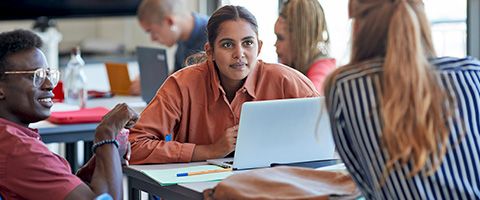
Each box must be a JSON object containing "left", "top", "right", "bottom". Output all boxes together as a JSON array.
[
  {"left": 0, "top": 29, "right": 42, "bottom": 78},
  {"left": 207, "top": 5, "right": 258, "bottom": 48}
]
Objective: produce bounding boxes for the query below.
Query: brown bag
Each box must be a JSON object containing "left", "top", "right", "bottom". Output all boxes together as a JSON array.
[{"left": 203, "top": 166, "right": 360, "bottom": 200}]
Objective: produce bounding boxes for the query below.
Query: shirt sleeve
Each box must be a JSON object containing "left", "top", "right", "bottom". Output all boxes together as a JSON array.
[
  {"left": 306, "top": 59, "right": 336, "bottom": 94},
  {"left": 4, "top": 137, "right": 83, "bottom": 200},
  {"left": 129, "top": 77, "right": 196, "bottom": 164},
  {"left": 282, "top": 68, "right": 321, "bottom": 98},
  {"left": 325, "top": 81, "right": 372, "bottom": 197}
]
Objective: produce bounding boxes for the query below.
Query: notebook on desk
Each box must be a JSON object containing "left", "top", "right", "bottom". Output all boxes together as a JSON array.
[
  {"left": 207, "top": 97, "right": 336, "bottom": 170},
  {"left": 136, "top": 46, "right": 169, "bottom": 103}
]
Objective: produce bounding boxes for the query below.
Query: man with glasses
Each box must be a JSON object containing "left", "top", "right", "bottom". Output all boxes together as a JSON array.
[
  {"left": 0, "top": 29, "right": 138, "bottom": 200},
  {"left": 4, "top": 67, "right": 60, "bottom": 88}
]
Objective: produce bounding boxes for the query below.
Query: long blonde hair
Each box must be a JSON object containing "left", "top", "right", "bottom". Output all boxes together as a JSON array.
[
  {"left": 279, "top": 0, "right": 329, "bottom": 74},
  {"left": 325, "top": 0, "right": 454, "bottom": 177}
]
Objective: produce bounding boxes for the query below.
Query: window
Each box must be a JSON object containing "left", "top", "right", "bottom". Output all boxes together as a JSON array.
[
  {"left": 321, "top": 0, "right": 467, "bottom": 64},
  {"left": 425, "top": 0, "right": 467, "bottom": 57},
  {"left": 218, "top": 0, "right": 468, "bottom": 65},
  {"left": 321, "top": 0, "right": 351, "bottom": 65}
]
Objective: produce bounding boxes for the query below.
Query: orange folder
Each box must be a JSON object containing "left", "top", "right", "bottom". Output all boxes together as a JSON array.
[{"left": 105, "top": 62, "right": 132, "bottom": 95}]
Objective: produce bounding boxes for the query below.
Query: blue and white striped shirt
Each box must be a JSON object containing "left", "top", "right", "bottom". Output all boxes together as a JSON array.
[{"left": 326, "top": 57, "right": 480, "bottom": 200}]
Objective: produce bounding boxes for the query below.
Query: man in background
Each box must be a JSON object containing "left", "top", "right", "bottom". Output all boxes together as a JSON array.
[{"left": 130, "top": 0, "right": 209, "bottom": 95}]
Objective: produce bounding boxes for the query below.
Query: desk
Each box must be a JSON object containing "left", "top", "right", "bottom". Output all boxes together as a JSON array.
[
  {"left": 30, "top": 96, "right": 146, "bottom": 172},
  {"left": 124, "top": 162, "right": 220, "bottom": 200},
  {"left": 124, "top": 161, "right": 347, "bottom": 200}
]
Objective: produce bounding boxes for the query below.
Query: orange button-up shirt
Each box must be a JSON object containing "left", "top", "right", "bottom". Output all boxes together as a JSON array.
[{"left": 129, "top": 60, "right": 320, "bottom": 164}]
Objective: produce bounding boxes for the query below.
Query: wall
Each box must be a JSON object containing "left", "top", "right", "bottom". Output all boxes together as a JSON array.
[{"left": 0, "top": 0, "right": 201, "bottom": 69}]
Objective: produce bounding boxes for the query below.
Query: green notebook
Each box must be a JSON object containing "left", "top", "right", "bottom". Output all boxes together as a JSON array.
[{"left": 140, "top": 165, "right": 233, "bottom": 186}]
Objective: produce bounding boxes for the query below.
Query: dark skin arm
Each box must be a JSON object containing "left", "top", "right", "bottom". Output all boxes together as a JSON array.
[
  {"left": 65, "top": 103, "right": 138, "bottom": 200},
  {"left": 76, "top": 133, "right": 131, "bottom": 183}
]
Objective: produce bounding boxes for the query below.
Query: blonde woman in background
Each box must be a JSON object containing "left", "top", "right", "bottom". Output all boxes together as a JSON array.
[
  {"left": 274, "top": 0, "right": 336, "bottom": 93},
  {"left": 324, "top": 0, "right": 480, "bottom": 199}
]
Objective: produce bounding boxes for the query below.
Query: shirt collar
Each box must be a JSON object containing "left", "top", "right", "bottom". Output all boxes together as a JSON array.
[
  {"left": 208, "top": 60, "right": 261, "bottom": 101},
  {"left": 242, "top": 60, "right": 261, "bottom": 99},
  {"left": 0, "top": 117, "right": 40, "bottom": 139}
]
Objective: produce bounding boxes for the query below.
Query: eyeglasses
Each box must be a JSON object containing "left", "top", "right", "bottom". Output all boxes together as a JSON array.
[{"left": 3, "top": 68, "right": 60, "bottom": 88}]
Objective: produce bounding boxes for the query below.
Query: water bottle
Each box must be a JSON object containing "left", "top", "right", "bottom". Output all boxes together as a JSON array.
[{"left": 63, "top": 46, "right": 87, "bottom": 108}]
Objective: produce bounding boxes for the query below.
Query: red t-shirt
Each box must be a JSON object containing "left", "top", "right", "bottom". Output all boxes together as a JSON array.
[
  {"left": 306, "top": 58, "right": 336, "bottom": 94},
  {"left": 0, "top": 118, "right": 83, "bottom": 199}
]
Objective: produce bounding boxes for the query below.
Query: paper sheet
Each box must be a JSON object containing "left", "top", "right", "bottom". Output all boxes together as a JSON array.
[{"left": 140, "top": 165, "right": 233, "bottom": 186}]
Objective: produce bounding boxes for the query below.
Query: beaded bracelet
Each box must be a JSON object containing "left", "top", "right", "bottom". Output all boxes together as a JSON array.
[{"left": 91, "top": 139, "right": 119, "bottom": 153}]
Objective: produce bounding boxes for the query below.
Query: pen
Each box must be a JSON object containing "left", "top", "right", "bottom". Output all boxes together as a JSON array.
[
  {"left": 176, "top": 168, "right": 232, "bottom": 177},
  {"left": 165, "top": 133, "right": 172, "bottom": 142}
]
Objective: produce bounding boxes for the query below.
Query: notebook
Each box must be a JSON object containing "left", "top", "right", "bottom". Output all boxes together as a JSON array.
[
  {"left": 105, "top": 62, "right": 131, "bottom": 95},
  {"left": 139, "top": 165, "right": 233, "bottom": 186},
  {"left": 136, "top": 46, "right": 169, "bottom": 103},
  {"left": 48, "top": 107, "right": 109, "bottom": 124},
  {"left": 207, "top": 97, "right": 336, "bottom": 170}
]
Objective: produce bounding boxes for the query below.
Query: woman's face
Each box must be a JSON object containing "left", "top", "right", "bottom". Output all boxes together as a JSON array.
[
  {"left": 274, "top": 17, "right": 292, "bottom": 66},
  {"left": 206, "top": 19, "right": 262, "bottom": 85}
]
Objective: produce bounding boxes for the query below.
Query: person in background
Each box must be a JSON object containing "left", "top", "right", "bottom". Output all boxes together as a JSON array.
[
  {"left": 129, "top": 0, "right": 209, "bottom": 95},
  {"left": 274, "top": 0, "right": 336, "bottom": 93},
  {"left": 324, "top": 0, "right": 480, "bottom": 199},
  {"left": 0, "top": 30, "right": 139, "bottom": 199},
  {"left": 128, "top": 5, "right": 319, "bottom": 164}
]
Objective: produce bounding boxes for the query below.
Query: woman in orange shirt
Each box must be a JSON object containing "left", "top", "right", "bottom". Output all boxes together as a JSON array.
[{"left": 129, "top": 5, "right": 319, "bottom": 164}]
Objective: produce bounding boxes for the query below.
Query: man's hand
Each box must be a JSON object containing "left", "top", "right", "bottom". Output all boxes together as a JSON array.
[{"left": 95, "top": 103, "right": 139, "bottom": 142}]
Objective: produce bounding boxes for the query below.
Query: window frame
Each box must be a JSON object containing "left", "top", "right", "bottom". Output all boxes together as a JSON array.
[{"left": 467, "top": 0, "right": 480, "bottom": 58}]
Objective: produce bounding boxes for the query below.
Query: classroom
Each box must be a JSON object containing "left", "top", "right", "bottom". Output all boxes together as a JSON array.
[{"left": 0, "top": 0, "right": 479, "bottom": 199}]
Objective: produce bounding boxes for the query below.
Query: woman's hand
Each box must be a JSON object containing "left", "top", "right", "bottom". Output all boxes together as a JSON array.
[
  {"left": 192, "top": 125, "right": 238, "bottom": 161},
  {"left": 211, "top": 125, "right": 238, "bottom": 157}
]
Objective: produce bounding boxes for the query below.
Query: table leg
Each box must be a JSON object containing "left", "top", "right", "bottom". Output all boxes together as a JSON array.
[
  {"left": 129, "top": 178, "right": 141, "bottom": 200},
  {"left": 66, "top": 142, "right": 78, "bottom": 173},
  {"left": 83, "top": 141, "right": 94, "bottom": 163}
]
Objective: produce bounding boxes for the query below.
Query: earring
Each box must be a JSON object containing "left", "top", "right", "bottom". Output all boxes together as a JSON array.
[
  {"left": 170, "top": 25, "right": 178, "bottom": 33},
  {"left": 318, "top": 42, "right": 328, "bottom": 56}
]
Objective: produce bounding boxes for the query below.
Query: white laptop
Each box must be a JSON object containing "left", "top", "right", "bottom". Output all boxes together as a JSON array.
[
  {"left": 207, "top": 97, "right": 336, "bottom": 170},
  {"left": 136, "top": 46, "right": 169, "bottom": 103}
]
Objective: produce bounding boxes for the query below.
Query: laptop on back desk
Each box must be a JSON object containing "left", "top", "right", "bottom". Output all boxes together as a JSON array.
[
  {"left": 208, "top": 97, "right": 336, "bottom": 170},
  {"left": 136, "top": 46, "right": 169, "bottom": 103}
]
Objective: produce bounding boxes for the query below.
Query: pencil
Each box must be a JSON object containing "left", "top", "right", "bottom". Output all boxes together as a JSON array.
[{"left": 176, "top": 168, "right": 232, "bottom": 177}]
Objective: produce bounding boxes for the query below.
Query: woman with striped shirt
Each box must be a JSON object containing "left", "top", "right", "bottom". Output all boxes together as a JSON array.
[{"left": 324, "top": 0, "right": 480, "bottom": 199}]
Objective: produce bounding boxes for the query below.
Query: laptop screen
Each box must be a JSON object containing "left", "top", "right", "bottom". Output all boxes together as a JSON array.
[
  {"left": 208, "top": 97, "right": 336, "bottom": 170},
  {"left": 136, "top": 46, "right": 169, "bottom": 103}
]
